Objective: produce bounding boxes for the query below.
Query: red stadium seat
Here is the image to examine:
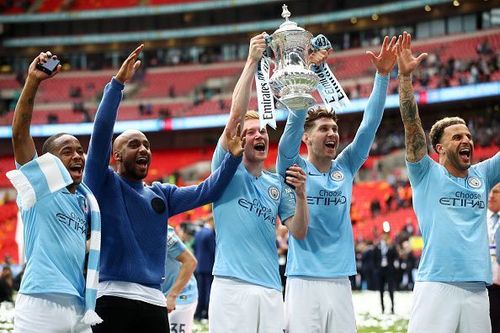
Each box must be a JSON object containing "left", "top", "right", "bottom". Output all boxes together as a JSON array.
[{"left": 1, "top": 30, "right": 498, "bottom": 124}]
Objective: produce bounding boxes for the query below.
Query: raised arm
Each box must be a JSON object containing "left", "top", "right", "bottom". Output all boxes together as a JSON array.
[
  {"left": 12, "top": 52, "right": 61, "bottom": 165},
  {"left": 220, "top": 34, "right": 266, "bottom": 150},
  {"left": 169, "top": 127, "right": 243, "bottom": 216},
  {"left": 166, "top": 249, "right": 197, "bottom": 313},
  {"left": 276, "top": 110, "right": 306, "bottom": 176},
  {"left": 346, "top": 36, "right": 398, "bottom": 161},
  {"left": 85, "top": 45, "right": 143, "bottom": 189},
  {"left": 396, "top": 32, "right": 428, "bottom": 163},
  {"left": 282, "top": 165, "right": 309, "bottom": 239}
]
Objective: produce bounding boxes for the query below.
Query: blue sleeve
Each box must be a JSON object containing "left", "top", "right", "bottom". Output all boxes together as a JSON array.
[
  {"left": 338, "top": 73, "right": 389, "bottom": 172},
  {"left": 167, "top": 152, "right": 241, "bottom": 216},
  {"left": 406, "top": 154, "right": 433, "bottom": 188},
  {"left": 278, "top": 180, "right": 296, "bottom": 224},
  {"left": 208, "top": 229, "right": 216, "bottom": 255},
  {"left": 84, "top": 78, "right": 124, "bottom": 192},
  {"left": 474, "top": 153, "right": 500, "bottom": 193},
  {"left": 167, "top": 229, "right": 187, "bottom": 259},
  {"left": 211, "top": 140, "right": 227, "bottom": 172},
  {"left": 277, "top": 110, "right": 307, "bottom": 177}
]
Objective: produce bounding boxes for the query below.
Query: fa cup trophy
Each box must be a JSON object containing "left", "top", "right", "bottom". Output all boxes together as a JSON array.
[
  {"left": 268, "top": 5, "right": 318, "bottom": 110},
  {"left": 255, "top": 4, "right": 350, "bottom": 129}
]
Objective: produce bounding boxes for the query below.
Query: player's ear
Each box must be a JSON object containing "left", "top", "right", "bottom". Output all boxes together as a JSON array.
[
  {"left": 302, "top": 132, "right": 309, "bottom": 145},
  {"left": 435, "top": 143, "right": 443, "bottom": 154}
]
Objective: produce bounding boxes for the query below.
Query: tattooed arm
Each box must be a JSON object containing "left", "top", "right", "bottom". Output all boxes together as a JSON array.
[
  {"left": 12, "top": 52, "right": 61, "bottom": 165},
  {"left": 396, "top": 32, "right": 428, "bottom": 163},
  {"left": 398, "top": 75, "right": 427, "bottom": 162}
]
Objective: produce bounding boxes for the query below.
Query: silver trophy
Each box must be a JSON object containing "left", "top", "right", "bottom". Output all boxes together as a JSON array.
[{"left": 267, "top": 5, "right": 319, "bottom": 110}]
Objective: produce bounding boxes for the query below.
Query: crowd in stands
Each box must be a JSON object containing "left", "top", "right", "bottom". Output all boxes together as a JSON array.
[
  {"left": 1, "top": 31, "right": 498, "bottom": 126},
  {"left": 347, "top": 39, "right": 500, "bottom": 99},
  {"left": 0, "top": 0, "right": 33, "bottom": 14},
  {"left": 0, "top": 0, "right": 197, "bottom": 14}
]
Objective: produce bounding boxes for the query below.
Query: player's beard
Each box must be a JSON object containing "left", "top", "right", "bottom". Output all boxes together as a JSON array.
[{"left": 449, "top": 149, "right": 471, "bottom": 172}]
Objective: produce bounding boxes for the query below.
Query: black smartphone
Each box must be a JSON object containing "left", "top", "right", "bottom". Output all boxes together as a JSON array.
[
  {"left": 285, "top": 166, "right": 296, "bottom": 190},
  {"left": 35, "top": 58, "right": 60, "bottom": 75}
]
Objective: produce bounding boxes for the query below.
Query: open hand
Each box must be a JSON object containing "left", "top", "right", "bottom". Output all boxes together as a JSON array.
[
  {"left": 116, "top": 44, "right": 143, "bottom": 84},
  {"left": 28, "top": 51, "right": 62, "bottom": 83},
  {"left": 225, "top": 123, "right": 245, "bottom": 157},
  {"left": 366, "top": 36, "right": 398, "bottom": 76},
  {"left": 397, "top": 31, "right": 428, "bottom": 76},
  {"left": 285, "top": 164, "right": 307, "bottom": 198}
]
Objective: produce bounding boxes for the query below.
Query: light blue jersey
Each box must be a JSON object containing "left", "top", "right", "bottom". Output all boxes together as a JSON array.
[
  {"left": 407, "top": 153, "right": 500, "bottom": 284},
  {"left": 277, "top": 73, "right": 389, "bottom": 278},
  {"left": 211, "top": 142, "right": 296, "bottom": 291},
  {"left": 9, "top": 154, "right": 88, "bottom": 300},
  {"left": 161, "top": 226, "right": 198, "bottom": 305}
]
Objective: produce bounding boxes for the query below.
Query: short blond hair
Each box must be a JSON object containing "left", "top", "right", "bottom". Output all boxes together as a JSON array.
[
  {"left": 244, "top": 110, "right": 259, "bottom": 121},
  {"left": 429, "top": 117, "right": 467, "bottom": 152}
]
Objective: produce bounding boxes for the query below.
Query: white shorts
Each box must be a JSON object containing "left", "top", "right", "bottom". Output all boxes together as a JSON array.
[
  {"left": 169, "top": 302, "right": 197, "bottom": 333},
  {"left": 284, "top": 277, "right": 356, "bottom": 333},
  {"left": 14, "top": 293, "right": 91, "bottom": 333},
  {"left": 209, "top": 277, "right": 284, "bottom": 333},
  {"left": 408, "top": 281, "right": 491, "bottom": 333}
]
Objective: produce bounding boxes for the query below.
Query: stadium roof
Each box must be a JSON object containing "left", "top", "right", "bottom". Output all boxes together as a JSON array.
[{"left": 2, "top": 0, "right": 453, "bottom": 47}]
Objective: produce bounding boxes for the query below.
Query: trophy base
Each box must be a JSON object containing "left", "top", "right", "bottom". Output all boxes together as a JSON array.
[{"left": 279, "top": 94, "right": 316, "bottom": 110}]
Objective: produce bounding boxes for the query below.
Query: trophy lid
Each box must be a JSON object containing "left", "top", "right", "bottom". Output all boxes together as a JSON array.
[{"left": 274, "top": 4, "right": 305, "bottom": 33}]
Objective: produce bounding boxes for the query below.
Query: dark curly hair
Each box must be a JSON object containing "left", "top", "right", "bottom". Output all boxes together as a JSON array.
[
  {"left": 304, "top": 106, "right": 338, "bottom": 132},
  {"left": 429, "top": 117, "right": 466, "bottom": 152}
]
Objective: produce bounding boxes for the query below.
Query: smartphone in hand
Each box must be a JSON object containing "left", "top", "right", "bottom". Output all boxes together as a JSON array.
[
  {"left": 36, "top": 58, "right": 60, "bottom": 75},
  {"left": 285, "top": 165, "right": 296, "bottom": 190}
]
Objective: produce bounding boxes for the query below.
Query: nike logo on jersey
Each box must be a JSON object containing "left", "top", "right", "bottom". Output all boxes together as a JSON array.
[{"left": 308, "top": 172, "right": 323, "bottom": 176}]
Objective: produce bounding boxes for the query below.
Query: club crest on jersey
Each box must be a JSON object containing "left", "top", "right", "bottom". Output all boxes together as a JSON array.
[
  {"left": 467, "top": 176, "right": 481, "bottom": 189},
  {"left": 268, "top": 186, "right": 280, "bottom": 200},
  {"left": 330, "top": 171, "right": 344, "bottom": 182}
]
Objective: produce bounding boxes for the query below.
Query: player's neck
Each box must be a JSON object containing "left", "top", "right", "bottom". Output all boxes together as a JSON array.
[
  {"left": 243, "top": 158, "right": 264, "bottom": 177},
  {"left": 308, "top": 154, "right": 331, "bottom": 173},
  {"left": 441, "top": 159, "right": 468, "bottom": 178},
  {"left": 66, "top": 183, "right": 77, "bottom": 193}
]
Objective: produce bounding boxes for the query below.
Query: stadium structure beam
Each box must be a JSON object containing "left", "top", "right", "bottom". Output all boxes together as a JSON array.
[{"left": 2, "top": 0, "right": 452, "bottom": 47}]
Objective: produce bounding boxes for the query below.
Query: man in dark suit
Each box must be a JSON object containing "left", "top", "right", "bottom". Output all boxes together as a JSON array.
[
  {"left": 193, "top": 216, "right": 216, "bottom": 320},
  {"left": 373, "top": 232, "right": 399, "bottom": 314},
  {"left": 487, "top": 183, "right": 500, "bottom": 332}
]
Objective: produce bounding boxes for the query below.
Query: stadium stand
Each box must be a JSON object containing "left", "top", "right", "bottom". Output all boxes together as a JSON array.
[
  {"left": 0, "top": 201, "right": 18, "bottom": 264},
  {"left": 37, "top": 0, "right": 64, "bottom": 12},
  {"left": 1, "top": 29, "right": 498, "bottom": 126},
  {"left": 70, "top": 0, "right": 139, "bottom": 11}
]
